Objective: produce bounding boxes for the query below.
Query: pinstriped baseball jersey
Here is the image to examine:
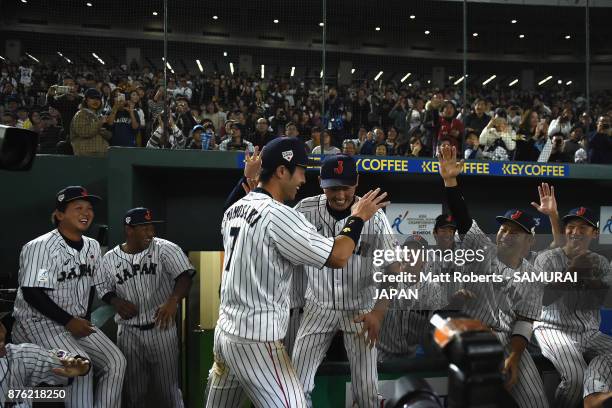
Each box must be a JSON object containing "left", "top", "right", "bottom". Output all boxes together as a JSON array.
[
  {"left": 218, "top": 190, "right": 335, "bottom": 341},
  {"left": 13, "top": 229, "right": 103, "bottom": 321},
  {"left": 290, "top": 266, "right": 308, "bottom": 309},
  {"left": 97, "top": 237, "right": 194, "bottom": 326},
  {"left": 535, "top": 247, "right": 612, "bottom": 332},
  {"left": 0, "top": 343, "right": 74, "bottom": 407},
  {"left": 461, "top": 221, "right": 542, "bottom": 333},
  {"left": 294, "top": 194, "right": 396, "bottom": 311}
]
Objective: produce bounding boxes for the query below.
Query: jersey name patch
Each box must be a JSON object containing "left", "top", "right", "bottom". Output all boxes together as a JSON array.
[
  {"left": 57, "top": 264, "right": 94, "bottom": 282},
  {"left": 115, "top": 262, "right": 157, "bottom": 285}
]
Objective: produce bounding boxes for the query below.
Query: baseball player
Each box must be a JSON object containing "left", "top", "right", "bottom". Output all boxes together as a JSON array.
[
  {"left": 98, "top": 207, "right": 195, "bottom": 408},
  {"left": 11, "top": 186, "right": 127, "bottom": 408},
  {"left": 288, "top": 155, "right": 398, "bottom": 408},
  {"left": 0, "top": 316, "right": 91, "bottom": 408},
  {"left": 437, "top": 145, "right": 549, "bottom": 408},
  {"left": 206, "top": 137, "right": 388, "bottom": 408},
  {"left": 583, "top": 354, "right": 612, "bottom": 408},
  {"left": 533, "top": 206, "right": 612, "bottom": 408}
]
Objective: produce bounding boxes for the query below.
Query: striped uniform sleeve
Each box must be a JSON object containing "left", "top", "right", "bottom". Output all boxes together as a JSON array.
[
  {"left": 9, "top": 344, "right": 70, "bottom": 386},
  {"left": 512, "top": 268, "right": 544, "bottom": 322},
  {"left": 18, "top": 241, "right": 57, "bottom": 290},
  {"left": 462, "top": 220, "right": 495, "bottom": 274},
  {"left": 160, "top": 240, "right": 196, "bottom": 279},
  {"left": 90, "top": 241, "right": 105, "bottom": 287},
  {"left": 583, "top": 354, "right": 612, "bottom": 397},
  {"left": 268, "top": 205, "right": 334, "bottom": 269},
  {"left": 95, "top": 254, "right": 116, "bottom": 299}
]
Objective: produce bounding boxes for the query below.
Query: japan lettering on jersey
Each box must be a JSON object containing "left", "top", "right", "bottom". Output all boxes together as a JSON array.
[
  {"left": 98, "top": 237, "right": 194, "bottom": 326},
  {"left": 13, "top": 229, "right": 103, "bottom": 321},
  {"left": 218, "top": 190, "right": 334, "bottom": 342},
  {"left": 294, "top": 194, "right": 397, "bottom": 311}
]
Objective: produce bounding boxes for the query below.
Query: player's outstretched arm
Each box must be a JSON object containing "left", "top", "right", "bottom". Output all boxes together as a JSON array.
[
  {"left": 326, "top": 188, "right": 390, "bottom": 268},
  {"left": 438, "top": 145, "right": 472, "bottom": 235}
]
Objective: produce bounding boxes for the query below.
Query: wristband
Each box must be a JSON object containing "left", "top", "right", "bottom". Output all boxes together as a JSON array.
[
  {"left": 511, "top": 320, "right": 533, "bottom": 342},
  {"left": 338, "top": 216, "right": 364, "bottom": 246}
]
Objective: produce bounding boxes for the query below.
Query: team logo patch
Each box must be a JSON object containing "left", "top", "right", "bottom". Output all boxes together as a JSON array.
[
  {"left": 37, "top": 268, "right": 49, "bottom": 283},
  {"left": 446, "top": 215, "right": 453, "bottom": 222},
  {"left": 81, "top": 188, "right": 88, "bottom": 197},
  {"left": 282, "top": 150, "right": 294, "bottom": 162},
  {"left": 334, "top": 160, "right": 344, "bottom": 175},
  {"left": 577, "top": 207, "right": 586, "bottom": 216},
  {"left": 510, "top": 210, "right": 522, "bottom": 220},
  {"left": 57, "top": 194, "right": 65, "bottom": 202},
  {"left": 125, "top": 216, "right": 131, "bottom": 224}
]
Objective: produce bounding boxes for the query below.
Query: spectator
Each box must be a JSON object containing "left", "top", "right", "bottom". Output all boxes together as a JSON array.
[
  {"left": 548, "top": 133, "right": 573, "bottom": 163},
  {"left": 249, "top": 117, "right": 276, "bottom": 149},
  {"left": 579, "top": 112, "right": 596, "bottom": 134},
  {"left": 312, "top": 130, "right": 341, "bottom": 155},
  {"left": 405, "top": 135, "right": 431, "bottom": 158},
  {"left": 479, "top": 109, "right": 516, "bottom": 160},
  {"left": 342, "top": 140, "right": 357, "bottom": 156},
  {"left": 464, "top": 131, "right": 484, "bottom": 160},
  {"left": 462, "top": 99, "right": 491, "bottom": 135},
  {"left": 186, "top": 123, "right": 216, "bottom": 150},
  {"left": 588, "top": 115, "right": 612, "bottom": 164},
  {"left": 285, "top": 121, "right": 300, "bottom": 138},
  {"left": 202, "top": 101, "right": 226, "bottom": 133},
  {"left": 16, "top": 106, "right": 29, "bottom": 128},
  {"left": 25, "top": 109, "right": 42, "bottom": 134},
  {"left": 375, "top": 143, "right": 388, "bottom": 156},
  {"left": 547, "top": 107, "right": 574, "bottom": 138},
  {"left": 147, "top": 85, "right": 166, "bottom": 125},
  {"left": 270, "top": 107, "right": 288, "bottom": 136},
  {"left": 388, "top": 96, "right": 410, "bottom": 138},
  {"left": 69, "top": 88, "right": 111, "bottom": 157},
  {"left": 147, "top": 112, "right": 185, "bottom": 149},
  {"left": 408, "top": 97, "right": 425, "bottom": 131},
  {"left": 373, "top": 127, "right": 386, "bottom": 146},
  {"left": 514, "top": 110, "right": 546, "bottom": 162},
  {"left": 352, "top": 89, "right": 371, "bottom": 133},
  {"left": 385, "top": 126, "right": 399, "bottom": 155},
  {"left": 423, "top": 93, "right": 444, "bottom": 150},
  {"left": 507, "top": 105, "right": 522, "bottom": 131},
  {"left": 175, "top": 97, "right": 197, "bottom": 141},
  {"left": 350, "top": 126, "right": 368, "bottom": 151},
  {"left": 128, "top": 90, "right": 146, "bottom": 145},
  {"left": 359, "top": 131, "right": 377, "bottom": 155},
  {"left": 437, "top": 101, "right": 464, "bottom": 153},
  {"left": 174, "top": 77, "right": 192, "bottom": 101},
  {"left": 376, "top": 89, "right": 394, "bottom": 130},
  {"left": 107, "top": 91, "right": 140, "bottom": 147},
  {"left": 1, "top": 111, "right": 16, "bottom": 127},
  {"left": 563, "top": 126, "right": 583, "bottom": 159},
  {"left": 38, "top": 111, "right": 64, "bottom": 154},
  {"left": 218, "top": 123, "right": 255, "bottom": 152},
  {"left": 47, "top": 77, "right": 82, "bottom": 135}
]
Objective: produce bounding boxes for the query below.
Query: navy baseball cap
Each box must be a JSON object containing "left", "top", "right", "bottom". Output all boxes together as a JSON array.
[
  {"left": 261, "top": 137, "right": 311, "bottom": 173},
  {"left": 434, "top": 214, "right": 457, "bottom": 231},
  {"left": 84, "top": 88, "right": 102, "bottom": 100},
  {"left": 124, "top": 207, "right": 164, "bottom": 226},
  {"left": 495, "top": 209, "right": 536, "bottom": 234},
  {"left": 402, "top": 234, "right": 429, "bottom": 250},
  {"left": 563, "top": 207, "right": 598, "bottom": 229},
  {"left": 56, "top": 186, "right": 101, "bottom": 209},
  {"left": 320, "top": 154, "right": 358, "bottom": 189}
]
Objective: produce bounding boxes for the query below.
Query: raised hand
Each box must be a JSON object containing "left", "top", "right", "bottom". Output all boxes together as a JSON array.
[
  {"left": 530, "top": 183, "right": 557, "bottom": 216},
  {"left": 350, "top": 188, "right": 390, "bottom": 222},
  {"left": 437, "top": 145, "right": 464, "bottom": 182}
]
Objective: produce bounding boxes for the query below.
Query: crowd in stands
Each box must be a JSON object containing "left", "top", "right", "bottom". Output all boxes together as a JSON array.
[{"left": 1, "top": 59, "right": 611, "bottom": 163}]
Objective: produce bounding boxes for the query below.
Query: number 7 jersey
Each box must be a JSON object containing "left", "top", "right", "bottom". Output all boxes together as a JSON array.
[{"left": 218, "top": 189, "right": 335, "bottom": 342}]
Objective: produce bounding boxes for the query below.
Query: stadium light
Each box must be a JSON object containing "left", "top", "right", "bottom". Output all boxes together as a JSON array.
[
  {"left": 482, "top": 75, "right": 496, "bottom": 86},
  {"left": 374, "top": 71, "right": 383, "bottom": 81},
  {"left": 538, "top": 75, "right": 553, "bottom": 86},
  {"left": 519, "top": 34, "right": 525, "bottom": 39},
  {"left": 86, "top": 2, "right": 92, "bottom": 6},
  {"left": 424, "top": 30, "right": 431, "bottom": 35},
  {"left": 427, "top": 80, "right": 431, "bottom": 84},
  {"left": 565, "top": 35, "right": 571, "bottom": 39},
  {"left": 509, "top": 79, "right": 519, "bottom": 87},
  {"left": 57, "top": 52, "right": 72, "bottom": 64},
  {"left": 473, "top": 33, "right": 479, "bottom": 37},
  {"left": 161, "top": 57, "right": 173, "bottom": 73},
  {"left": 566, "top": 80, "right": 573, "bottom": 85},
  {"left": 213, "top": 15, "right": 218, "bottom": 20},
  {"left": 152, "top": 11, "right": 158, "bottom": 16},
  {"left": 351, "top": 68, "right": 356, "bottom": 74},
  {"left": 290, "top": 66, "right": 295, "bottom": 77},
  {"left": 511, "top": 19, "right": 517, "bottom": 24},
  {"left": 453, "top": 76, "right": 465, "bottom": 85},
  {"left": 0, "top": 56, "right": 5, "bottom": 61},
  {"left": 261, "top": 65, "right": 265, "bottom": 79},
  {"left": 229, "top": 62, "right": 234, "bottom": 74},
  {"left": 320, "top": 70, "right": 324, "bottom": 78},
  {"left": 20, "top": 0, "right": 27, "bottom": 3},
  {"left": 319, "top": 22, "right": 324, "bottom": 27},
  {"left": 26, "top": 53, "right": 39, "bottom": 63},
  {"left": 223, "top": 51, "right": 228, "bottom": 57},
  {"left": 91, "top": 52, "right": 104, "bottom": 65},
  {"left": 375, "top": 27, "right": 381, "bottom": 31},
  {"left": 400, "top": 72, "right": 412, "bottom": 83},
  {"left": 557, "top": 79, "right": 563, "bottom": 84},
  {"left": 410, "top": 15, "right": 416, "bottom": 19},
  {"left": 196, "top": 59, "right": 203, "bottom": 73},
  {"left": 273, "top": 19, "right": 279, "bottom": 24}
]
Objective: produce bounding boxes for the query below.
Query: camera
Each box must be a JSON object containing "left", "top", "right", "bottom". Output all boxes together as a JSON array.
[
  {"left": 56, "top": 85, "right": 71, "bottom": 95},
  {"left": 385, "top": 313, "right": 516, "bottom": 408}
]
